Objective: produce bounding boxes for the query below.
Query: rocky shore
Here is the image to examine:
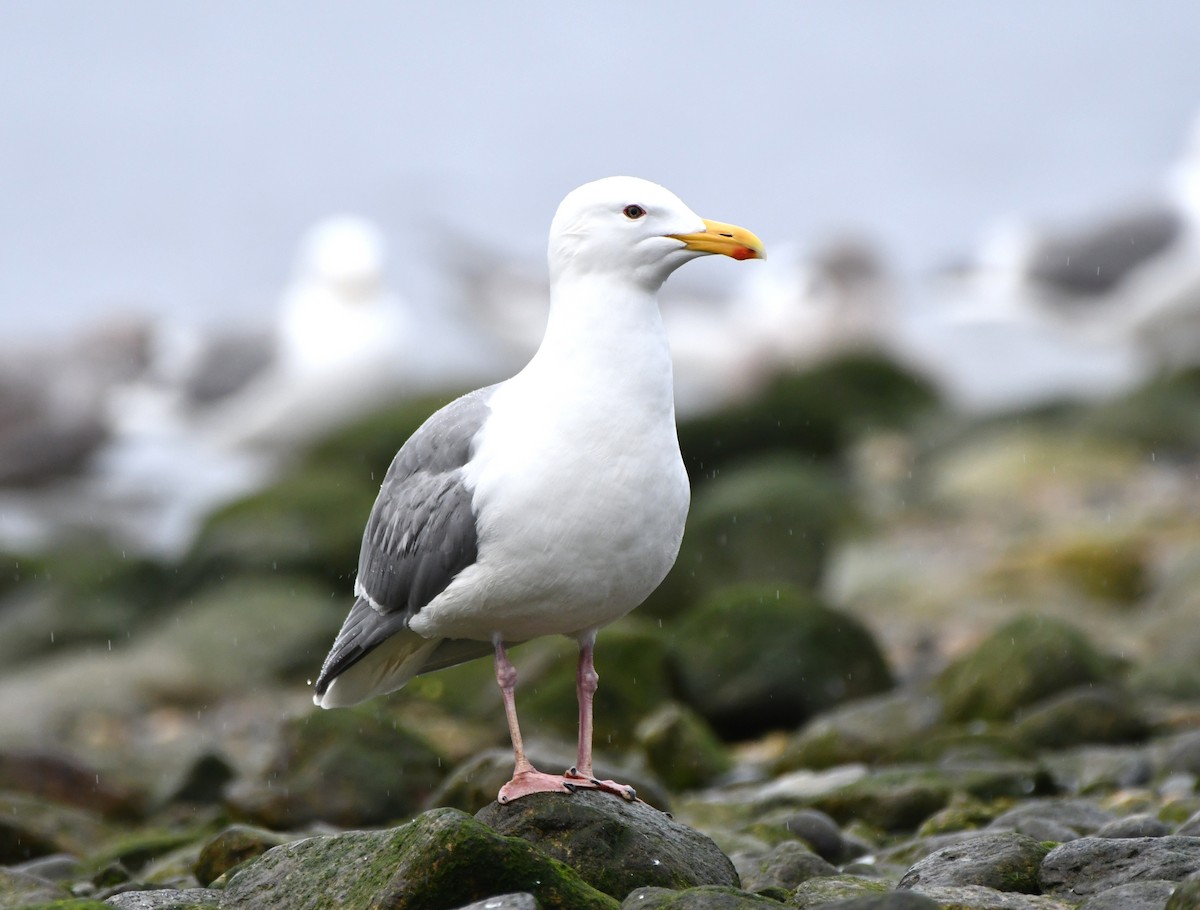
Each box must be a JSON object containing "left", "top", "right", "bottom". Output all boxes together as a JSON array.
[{"left": 2, "top": 356, "right": 1200, "bottom": 909}]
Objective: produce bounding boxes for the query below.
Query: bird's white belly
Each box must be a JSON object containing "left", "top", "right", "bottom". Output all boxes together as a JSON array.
[{"left": 411, "top": 386, "right": 690, "bottom": 643}]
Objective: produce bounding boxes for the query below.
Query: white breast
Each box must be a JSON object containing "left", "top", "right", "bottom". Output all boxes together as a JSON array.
[{"left": 410, "top": 283, "right": 690, "bottom": 643}]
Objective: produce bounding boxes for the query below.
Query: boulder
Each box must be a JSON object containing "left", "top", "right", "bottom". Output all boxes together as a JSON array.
[
  {"left": 1011, "top": 685, "right": 1148, "bottom": 751},
  {"left": 670, "top": 583, "right": 893, "bottom": 739},
  {"left": 634, "top": 702, "right": 732, "bottom": 792},
  {"left": 618, "top": 885, "right": 779, "bottom": 908},
  {"left": 904, "top": 885, "right": 1074, "bottom": 908},
  {"left": 791, "top": 874, "right": 893, "bottom": 908},
  {"left": 1040, "top": 836, "right": 1200, "bottom": 898},
  {"left": 731, "top": 839, "right": 835, "bottom": 892},
  {"left": 1078, "top": 880, "right": 1179, "bottom": 910},
  {"left": 777, "top": 690, "right": 944, "bottom": 771},
  {"left": 220, "top": 808, "right": 617, "bottom": 910},
  {"left": 193, "top": 824, "right": 295, "bottom": 886},
  {"left": 896, "top": 832, "right": 1050, "bottom": 893},
  {"left": 934, "top": 615, "right": 1117, "bottom": 723},
  {"left": 476, "top": 789, "right": 738, "bottom": 899},
  {"left": 224, "top": 705, "right": 446, "bottom": 828}
]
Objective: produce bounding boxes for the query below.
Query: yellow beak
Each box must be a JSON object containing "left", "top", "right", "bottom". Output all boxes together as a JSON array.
[{"left": 669, "top": 218, "right": 766, "bottom": 261}]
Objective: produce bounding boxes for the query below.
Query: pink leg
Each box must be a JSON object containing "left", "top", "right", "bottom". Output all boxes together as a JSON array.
[
  {"left": 565, "top": 633, "right": 637, "bottom": 801},
  {"left": 494, "top": 637, "right": 572, "bottom": 804}
]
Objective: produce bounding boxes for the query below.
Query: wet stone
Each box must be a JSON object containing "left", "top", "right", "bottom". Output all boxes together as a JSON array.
[
  {"left": 1040, "top": 836, "right": 1200, "bottom": 898},
  {"left": 732, "top": 839, "right": 836, "bottom": 892},
  {"left": 619, "top": 885, "right": 780, "bottom": 908},
  {"left": 475, "top": 788, "right": 738, "bottom": 900},
  {"left": 1077, "top": 880, "right": 1178, "bottom": 910},
  {"left": 780, "top": 808, "right": 848, "bottom": 863},
  {"left": 896, "top": 831, "right": 1050, "bottom": 893},
  {"left": 1094, "top": 813, "right": 1172, "bottom": 839}
]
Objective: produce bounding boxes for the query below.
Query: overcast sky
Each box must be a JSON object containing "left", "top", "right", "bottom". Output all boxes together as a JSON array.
[{"left": 3, "top": 1, "right": 1199, "bottom": 336}]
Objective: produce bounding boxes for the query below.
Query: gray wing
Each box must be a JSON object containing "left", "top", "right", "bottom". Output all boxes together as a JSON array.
[
  {"left": 1029, "top": 206, "right": 1182, "bottom": 298},
  {"left": 313, "top": 385, "right": 495, "bottom": 696}
]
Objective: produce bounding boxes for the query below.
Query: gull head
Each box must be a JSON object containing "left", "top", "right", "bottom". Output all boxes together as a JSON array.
[{"left": 548, "top": 176, "right": 764, "bottom": 288}]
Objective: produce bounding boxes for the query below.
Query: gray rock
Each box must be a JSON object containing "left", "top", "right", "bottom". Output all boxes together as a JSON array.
[
  {"left": 782, "top": 808, "right": 848, "bottom": 863},
  {"left": 779, "top": 690, "right": 944, "bottom": 771},
  {"left": 1040, "top": 836, "right": 1200, "bottom": 898},
  {"left": 908, "top": 885, "right": 1075, "bottom": 908},
  {"left": 792, "top": 874, "right": 893, "bottom": 908},
  {"left": 634, "top": 701, "right": 732, "bottom": 792},
  {"left": 989, "top": 798, "right": 1116, "bottom": 839},
  {"left": 104, "top": 888, "right": 222, "bottom": 909},
  {"left": 1041, "top": 744, "right": 1153, "bottom": 793},
  {"left": 1078, "top": 880, "right": 1178, "bottom": 910},
  {"left": 821, "top": 894, "right": 939, "bottom": 910},
  {"left": 224, "top": 705, "right": 447, "bottom": 829},
  {"left": 733, "top": 840, "right": 835, "bottom": 892},
  {"left": 934, "top": 614, "right": 1115, "bottom": 723},
  {"left": 1164, "top": 731, "right": 1200, "bottom": 777},
  {"left": 11, "top": 851, "right": 86, "bottom": 881},
  {"left": 452, "top": 895, "right": 540, "bottom": 910},
  {"left": 221, "top": 808, "right": 616, "bottom": 910},
  {"left": 1094, "top": 814, "right": 1172, "bottom": 839},
  {"left": 476, "top": 789, "right": 738, "bottom": 899},
  {"left": 897, "top": 832, "right": 1049, "bottom": 893},
  {"left": 1178, "top": 811, "right": 1200, "bottom": 837},
  {"left": 620, "top": 885, "right": 778, "bottom": 908},
  {"left": 1011, "top": 685, "right": 1149, "bottom": 751},
  {"left": 669, "top": 583, "right": 892, "bottom": 739},
  {"left": 434, "top": 747, "right": 667, "bottom": 817}
]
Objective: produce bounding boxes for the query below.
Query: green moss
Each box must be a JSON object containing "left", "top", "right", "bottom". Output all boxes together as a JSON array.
[
  {"left": 221, "top": 808, "right": 618, "bottom": 910},
  {"left": 670, "top": 583, "right": 893, "bottom": 739},
  {"left": 934, "top": 614, "right": 1117, "bottom": 722}
]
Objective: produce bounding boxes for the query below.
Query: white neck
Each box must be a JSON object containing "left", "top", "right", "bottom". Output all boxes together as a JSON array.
[{"left": 516, "top": 273, "right": 676, "bottom": 420}]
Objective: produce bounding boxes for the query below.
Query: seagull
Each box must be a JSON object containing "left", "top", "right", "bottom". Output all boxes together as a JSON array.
[{"left": 312, "top": 177, "right": 764, "bottom": 803}]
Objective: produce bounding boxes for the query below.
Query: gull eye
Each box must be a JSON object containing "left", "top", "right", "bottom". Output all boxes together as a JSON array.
[{"left": 623, "top": 204, "right": 647, "bottom": 220}]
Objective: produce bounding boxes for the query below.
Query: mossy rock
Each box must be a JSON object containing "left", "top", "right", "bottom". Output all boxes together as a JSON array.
[
  {"left": 644, "top": 456, "right": 852, "bottom": 619},
  {"left": 476, "top": 788, "right": 739, "bottom": 899},
  {"left": 677, "top": 352, "right": 939, "bottom": 480},
  {"left": 635, "top": 702, "right": 732, "bottom": 792},
  {"left": 777, "top": 690, "right": 945, "bottom": 771},
  {"left": 790, "top": 874, "right": 892, "bottom": 908},
  {"left": 221, "top": 808, "right": 618, "bottom": 910},
  {"left": 195, "top": 824, "right": 294, "bottom": 886},
  {"left": 669, "top": 584, "right": 893, "bottom": 739},
  {"left": 224, "top": 705, "right": 447, "bottom": 829},
  {"left": 803, "top": 769, "right": 954, "bottom": 832},
  {"left": 1010, "top": 685, "right": 1149, "bottom": 750},
  {"left": 896, "top": 831, "right": 1050, "bottom": 893},
  {"left": 622, "top": 885, "right": 780, "bottom": 908},
  {"left": 934, "top": 614, "right": 1119, "bottom": 723}
]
